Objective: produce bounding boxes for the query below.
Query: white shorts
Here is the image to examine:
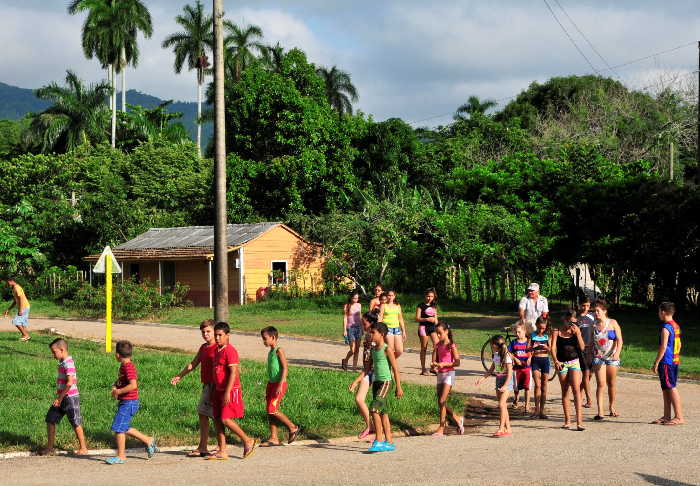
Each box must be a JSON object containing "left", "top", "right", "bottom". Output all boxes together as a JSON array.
[{"left": 437, "top": 370, "right": 455, "bottom": 386}]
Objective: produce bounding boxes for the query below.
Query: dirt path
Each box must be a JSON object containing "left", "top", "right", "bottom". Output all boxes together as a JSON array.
[{"left": 4, "top": 318, "right": 699, "bottom": 485}]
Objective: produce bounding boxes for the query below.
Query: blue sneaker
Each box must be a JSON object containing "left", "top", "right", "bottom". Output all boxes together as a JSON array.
[
  {"left": 382, "top": 442, "right": 396, "bottom": 451},
  {"left": 146, "top": 439, "right": 159, "bottom": 459},
  {"left": 367, "top": 440, "right": 384, "bottom": 452}
]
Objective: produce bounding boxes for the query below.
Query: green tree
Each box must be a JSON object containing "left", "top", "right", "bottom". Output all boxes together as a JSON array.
[
  {"left": 27, "top": 70, "right": 111, "bottom": 153},
  {"left": 117, "top": 102, "right": 191, "bottom": 152},
  {"left": 316, "top": 65, "right": 358, "bottom": 115},
  {"left": 223, "top": 21, "right": 265, "bottom": 81},
  {"left": 162, "top": 0, "right": 213, "bottom": 155},
  {"left": 454, "top": 95, "right": 497, "bottom": 121},
  {"left": 260, "top": 42, "right": 285, "bottom": 73}
]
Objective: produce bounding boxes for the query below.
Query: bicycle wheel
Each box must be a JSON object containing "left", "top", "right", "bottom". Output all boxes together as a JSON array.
[
  {"left": 548, "top": 356, "right": 558, "bottom": 381},
  {"left": 480, "top": 338, "right": 494, "bottom": 372}
]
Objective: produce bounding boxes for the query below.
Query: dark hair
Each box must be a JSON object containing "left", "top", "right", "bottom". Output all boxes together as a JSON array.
[
  {"left": 49, "top": 338, "right": 67, "bottom": 350},
  {"left": 347, "top": 291, "right": 360, "bottom": 304},
  {"left": 490, "top": 334, "right": 508, "bottom": 367},
  {"left": 386, "top": 289, "right": 399, "bottom": 304},
  {"left": 594, "top": 299, "right": 609, "bottom": 312},
  {"left": 535, "top": 316, "right": 550, "bottom": 334},
  {"left": 199, "top": 319, "right": 215, "bottom": 330},
  {"left": 374, "top": 284, "right": 384, "bottom": 292},
  {"left": 577, "top": 296, "right": 591, "bottom": 309},
  {"left": 436, "top": 321, "right": 453, "bottom": 344},
  {"left": 363, "top": 309, "right": 380, "bottom": 325},
  {"left": 214, "top": 322, "right": 230, "bottom": 333},
  {"left": 370, "top": 321, "right": 388, "bottom": 337},
  {"left": 424, "top": 288, "right": 438, "bottom": 306},
  {"left": 562, "top": 309, "right": 577, "bottom": 322},
  {"left": 261, "top": 326, "right": 278, "bottom": 339},
  {"left": 659, "top": 301, "right": 676, "bottom": 314},
  {"left": 116, "top": 340, "right": 133, "bottom": 357}
]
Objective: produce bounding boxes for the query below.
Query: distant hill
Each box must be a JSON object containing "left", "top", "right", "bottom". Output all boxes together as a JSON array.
[{"left": 0, "top": 81, "right": 212, "bottom": 145}]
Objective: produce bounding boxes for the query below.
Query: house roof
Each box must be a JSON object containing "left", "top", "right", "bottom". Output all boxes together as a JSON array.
[{"left": 84, "top": 222, "right": 284, "bottom": 261}]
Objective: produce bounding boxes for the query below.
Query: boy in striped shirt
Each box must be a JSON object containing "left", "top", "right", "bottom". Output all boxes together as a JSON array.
[{"left": 37, "top": 338, "right": 88, "bottom": 455}]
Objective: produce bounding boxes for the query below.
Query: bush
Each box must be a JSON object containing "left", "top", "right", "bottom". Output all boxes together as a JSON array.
[{"left": 64, "top": 280, "right": 190, "bottom": 320}]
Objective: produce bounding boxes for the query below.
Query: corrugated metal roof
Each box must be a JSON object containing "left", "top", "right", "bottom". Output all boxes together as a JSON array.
[{"left": 115, "top": 222, "right": 281, "bottom": 250}]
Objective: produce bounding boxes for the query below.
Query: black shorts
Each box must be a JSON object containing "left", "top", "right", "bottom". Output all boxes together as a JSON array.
[
  {"left": 423, "top": 323, "right": 436, "bottom": 335},
  {"left": 46, "top": 395, "right": 83, "bottom": 427},
  {"left": 370, "top": 381, "right": 391, "bottom": 414}
]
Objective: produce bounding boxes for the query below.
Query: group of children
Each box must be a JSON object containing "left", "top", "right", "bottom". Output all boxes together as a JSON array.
[{"left": 37, "top": 292, "right": 685, "bottom": 460}]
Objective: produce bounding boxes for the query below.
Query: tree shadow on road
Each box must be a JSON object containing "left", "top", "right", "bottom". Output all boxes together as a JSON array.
[
  {"left": 635, "top": 473, "right": 697, "bottom": 486},
  {"left": 0, "top": 431, "right": 41, "bottom": 452}
]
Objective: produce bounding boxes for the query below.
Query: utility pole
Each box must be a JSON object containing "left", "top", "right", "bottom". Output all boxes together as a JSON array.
[
  {"left": 697, "top": 41, "right": 699, "bottom": 183},
  {"left": 213, "top": 0, "right": 229, "bottom": 322}
]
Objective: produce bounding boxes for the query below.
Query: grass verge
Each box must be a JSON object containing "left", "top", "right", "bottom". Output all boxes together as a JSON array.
[{"left": 0, "top": 333, "right": 465, "bottom": 453}]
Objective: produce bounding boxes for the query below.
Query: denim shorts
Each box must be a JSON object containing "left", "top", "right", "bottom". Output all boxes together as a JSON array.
[
  {"left": 345, "top": 326, "right": 363, "bottom": 343},
  {"left": 531, "top": 356, "right": 551, "bottom": 375},
  {"left": 593, "top": 357, "right": 621, "bottom": 367},
  {"left": 387, "top": 327, "right": 402, "bottom": 336},
  {"left": 12, "top": 307, "right": 30, "bottom": 327},
  {"left": 111, "top": 400, "right": 140, "bottom": 433}
]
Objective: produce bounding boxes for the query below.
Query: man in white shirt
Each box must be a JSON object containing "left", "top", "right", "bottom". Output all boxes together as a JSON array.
[{"left": 518, "top": 283, "right": 549, "bottom": 332}]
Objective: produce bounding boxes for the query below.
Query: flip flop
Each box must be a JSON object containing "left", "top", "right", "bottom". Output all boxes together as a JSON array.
[
  {"left": 608, "top": 412, "right": 620, "bottom": 417},
  {"left": 205, "top": 453, "right": 228, "bottom": 461},
  {"left": 492, "top": 431, "right": 505, "bottom": 437},
  {"left": 576, "top": 425, "right": 586, "bottom": 431},
  {"left": 288, "top": 426, "right": 303, "bottom": 444},
  {"left": 431, "top": 431, "right": 445, "bottom": 437},
  {"left": 593, "top": 415, "right": 604, "bottom": 421},
  {"left": 33, "top": 449, "right": 56, "bottom": 456},
  {"left": 259, "top": 441, "right": 281, "bottom": 447},
  {"left": 243, "top": 439, "right": 259, "bottom": 459},
  {"left": 457, "top": 417, "right": 465, "bottom": 435},
  {"left": 649, "top": 417, "right": 670, "bottom": 425},
  {"left": 186, "top": 450, "right": 211, "bottom": 457},
  {"left": 420, "top": 371, "right": 430, "bottom": 376},
  {"left": 583, "top": 403, "right": 592, "bottom": 408},
  {"left": 105, "top": 456, "right": 126, "bottom": 465},
  {"left": 662, "top": 419, "right": 684, "bottom": 426},
  {"left": 561, "top": 424, "right": 571, "bottom": 429},
  {"left": 358, "top": 427, "right": 373, "bottom": 439}
]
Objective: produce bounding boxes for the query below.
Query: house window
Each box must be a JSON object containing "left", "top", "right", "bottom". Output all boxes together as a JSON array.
[
  {"left": 130, "top": 263, "right": 141, "bottom": 284},
  {"left": 271, "top": 261, "right": 288, "bottom": 285},
  {"left": 161, "top": 261, "right": 176, "bottom": 292}
]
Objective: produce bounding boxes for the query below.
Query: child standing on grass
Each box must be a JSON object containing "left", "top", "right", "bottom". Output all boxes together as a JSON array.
[
  {"left": 349, "top": 309, "right": 380, "bottom": 439},
  {"left": 341, "top": 292, "right": 363, "bottom": 371},
  {"left": 37, "top": 338, "right": 88, "bottom": 456},
  {"left": 476, "top": 335, "right": 513, "bottom": 437},
  {"left": 170, "top": 319, "right": 217, "bottom": 457},
  {"left": 508, "top": 323, "right": 532, "bottom": 412},
  {"left": 106, "top": 340, "right": 158, "bottom": 465},
  {"left": 431, "top": 322, "right": 464, "bottom": 436},
  {"left": 260, "top": 326, "right": 303, "bottom": 446},
  {"left": 207, "top": 322, "right": 258, "bottom": 460},
  {"left": 651, "top": 302, "right": 684, "bottom": 426},
  {"left": 365, "top": 322, "right": 403, "bottom": 452},
  {"left": 529, "top": 317, "right": 551, "bottom": 419}
]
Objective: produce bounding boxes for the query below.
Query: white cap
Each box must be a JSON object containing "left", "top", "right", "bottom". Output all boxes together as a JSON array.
[{"left": 527, "top": 283, "right": 540, "bottom": 291}]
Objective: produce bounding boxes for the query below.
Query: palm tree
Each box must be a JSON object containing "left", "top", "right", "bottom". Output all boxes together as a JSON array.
[
  {"left": 222, "top": 21, "right": 265, "bottom": 81},
  {"left": 316, "top": 66, "right": 358, "bottom": 116},
  {"left": 162, "top": 0, "right": 213, "bottom": 156},
  {"left": 260, "top": 42, "right": 285, "bottom": 73},
  {"left": 454, "top": 95, "right": 497, "bottom": 121},
  {"left": 27, "top": 70, "right": 111, "bottom": 153}
]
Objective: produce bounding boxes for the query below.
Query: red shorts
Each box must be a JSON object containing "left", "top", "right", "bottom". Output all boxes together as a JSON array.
[
  {"left": 213, "top": 388, "right": 245, "bottom": 420},
  {"left": 266, "top": 382, "right": 288, "bottom": 414},
  {"left": 514, "top": 368, "right": 532, "bottom": 391}
]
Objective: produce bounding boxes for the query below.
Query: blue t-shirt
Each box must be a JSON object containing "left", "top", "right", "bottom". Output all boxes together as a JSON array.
[
  {"left": 508, "top": 339, "right": 530, "bottom": 369},
  {"left": 661, "top": 320, "right": 681, "bottom": 365}
]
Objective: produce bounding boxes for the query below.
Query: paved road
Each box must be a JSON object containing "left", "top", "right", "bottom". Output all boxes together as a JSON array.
[{"left": 4, "top": 318, "right": 699, "bottom": 485}]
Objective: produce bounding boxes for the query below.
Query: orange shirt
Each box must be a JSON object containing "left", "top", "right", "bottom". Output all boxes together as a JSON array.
[{"left": 13, "top": 284, "right": 30, "bottom": 310}]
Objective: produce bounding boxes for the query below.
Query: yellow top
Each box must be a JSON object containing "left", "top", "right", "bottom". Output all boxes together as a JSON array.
[
  {"left": 382, "top": 303, "right": 401, "bottom": 328},
  {"left": 13, "top": 284, "right": 30, "bottom": 310}
]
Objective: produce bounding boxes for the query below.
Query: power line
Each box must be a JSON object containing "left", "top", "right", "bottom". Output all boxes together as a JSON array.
[
  {"left": 599, "top": 41, "right": 696, "bottom": 73},
  {"left": 542, "top": 0, "right": 599, "bottom": 74},
  {"left": 553, "top": 0, "right": 620, "bottom": 78}
]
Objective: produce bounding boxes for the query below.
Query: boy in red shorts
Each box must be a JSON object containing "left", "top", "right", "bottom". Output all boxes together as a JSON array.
[
  {"left": 260, "top": 326, "right": 302, "bottom": 446},
  {"left": 170, "top": 319, "right": 217, "bottom": 457},
  {"left": 207, "top": 322, "right": 258, "bottom": 460},
  {"left": 652, "top": 302, "right": 684, "bottom": 425}
]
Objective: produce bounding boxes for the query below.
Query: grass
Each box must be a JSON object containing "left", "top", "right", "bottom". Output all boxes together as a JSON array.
[
  {"left": 25, "top": 295, "right": 700, "bottom": 378},
  {"left": 0, "top": 333, "right": 465, "bottom": 453}
]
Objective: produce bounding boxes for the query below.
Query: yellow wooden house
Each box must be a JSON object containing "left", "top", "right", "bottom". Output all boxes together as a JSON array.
[{"left": 85, "top": 223, "right": 324, "bottom": 306}]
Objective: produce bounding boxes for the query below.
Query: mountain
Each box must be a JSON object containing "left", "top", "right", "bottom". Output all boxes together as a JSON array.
[{"left": 0, "top": 81, "right": 212, "bottom": 145}]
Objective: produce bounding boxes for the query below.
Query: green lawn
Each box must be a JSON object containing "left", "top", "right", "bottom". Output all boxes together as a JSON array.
[
  {"left": 25, "top": 296, "right": 700, "bottom": 378},
  {"left": 0, "top": 333, "right": 465, "bottom": 453}
]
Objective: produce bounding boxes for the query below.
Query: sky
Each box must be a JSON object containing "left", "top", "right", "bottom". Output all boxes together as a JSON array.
[{"left": 1, "top": 0, "right": 699, "bottom": 126}]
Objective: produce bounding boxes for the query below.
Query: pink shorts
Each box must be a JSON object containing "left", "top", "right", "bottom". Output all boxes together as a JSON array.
[{"left": 418, "top": 325, "right": 426, "bottom": 337}]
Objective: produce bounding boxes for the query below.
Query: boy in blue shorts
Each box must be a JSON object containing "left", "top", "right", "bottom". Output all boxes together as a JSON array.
[
  {"left": 651, "top": 302, "right": 684, "bottom": 426},
  {"left": 106, "top": 340, "right": 159, "bottom": 464}
]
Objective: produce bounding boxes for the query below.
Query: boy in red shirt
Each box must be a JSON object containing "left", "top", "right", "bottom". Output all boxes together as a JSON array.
[
  {"left": 207, "top": 322, "right": 258, "bottom": 460},
  {"left": 106, "top": 340, "right": 158, "bottom": 464},
  {"left": 171, "top": 319, "right": 217, "bottom": 457}
]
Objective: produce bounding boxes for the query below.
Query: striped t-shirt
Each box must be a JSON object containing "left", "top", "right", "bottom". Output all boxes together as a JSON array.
[{"left": 57, "top": 356, "right": 79, "bottom": 397}]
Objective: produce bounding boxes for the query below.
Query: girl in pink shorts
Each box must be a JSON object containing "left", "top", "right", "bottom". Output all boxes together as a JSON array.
[{"left": 431, "top": 322, "right": 464, "bottom": 436}]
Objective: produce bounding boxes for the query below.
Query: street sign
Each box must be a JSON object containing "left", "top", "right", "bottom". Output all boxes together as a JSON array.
[
  {"left": 92, "top": 246, "right": 121, "bottom": 274},
  {"left": 93, "top": 246, "right": 121, "bottom": 352}
]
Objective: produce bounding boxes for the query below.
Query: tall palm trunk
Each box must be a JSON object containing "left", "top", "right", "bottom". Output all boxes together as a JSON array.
[
  {"left": 120, "top": 47, "right": 127, "bottom": 112},
  {"left": 107, "top": 67, "right": 112, "bottom": 110},
  {"left": 196, "top": 73, "right": 202, "bottom": 157},
  {"left": 111, "top": 62, "right": 117, "bottom": 148}
]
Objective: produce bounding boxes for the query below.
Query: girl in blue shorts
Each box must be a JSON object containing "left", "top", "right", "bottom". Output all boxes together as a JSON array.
[{"left": 529, "top": 316, "right": 551, "bottom": 419}]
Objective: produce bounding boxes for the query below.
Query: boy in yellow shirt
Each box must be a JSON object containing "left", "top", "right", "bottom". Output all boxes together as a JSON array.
[{"left": 4, "top": 279, "right": 31, "bottom": 341}]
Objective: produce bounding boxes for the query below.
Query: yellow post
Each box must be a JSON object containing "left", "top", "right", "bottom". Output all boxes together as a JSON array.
[{"left": 105, "top": 256, "right": 112, "bottom": 353}]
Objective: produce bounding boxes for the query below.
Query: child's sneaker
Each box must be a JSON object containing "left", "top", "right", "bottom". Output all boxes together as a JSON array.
[
  {"left": 382, "top": 442, "right": 396, "bottom": 451},
  {"left": 146, "top": 439, "right": 159, "bottom": 459},
  {"left": 367, "top": 440, "right": 384, "bottom": 452}
]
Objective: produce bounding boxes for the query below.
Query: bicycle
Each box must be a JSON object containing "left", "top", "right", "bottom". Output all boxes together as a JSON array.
[{"left": 480, "top": 327, "right": 557, "bottom": 382}]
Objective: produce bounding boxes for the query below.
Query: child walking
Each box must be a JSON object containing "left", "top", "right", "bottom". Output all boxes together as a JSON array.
[
  {"left": 508, "top": 323, "right": 532, "bottom": 411},
  {"left": 341, "top": 292, "right": 363, "bottom": 371},
  {"left": 260, "top": 326, "right": 303, "bottom": 446},
  {"left": 37, "top": 338, "right": 88, "bottom": 456},
  {"left": 651, "top": 302, "right": 684, "bottom": 425},
  {"left": 106, "top": 340, "right": 158, "bottom": 464},
  {"left": 476, "top": 335, "right": 513, "bottom": 437},
  {"left": 431, "top": 322, "right": 464, "bottom": 436},
  {"left": 364, "top": 322, "right": 403, "bottom": 452},
  {"left": 378, "top": 290, "right": 406, "bottom": 358},
  {"left": 529, "top": 317, "right": 551, "bottom": 419},
  {"left": 348, "top": 309, "right": 380, "bottom": 439},
  {"left": 170, "top": 319, "right": 217, "bottom": 457},
  {"left": 208, "top": 322, "right": 258, "bottom": 460}
]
